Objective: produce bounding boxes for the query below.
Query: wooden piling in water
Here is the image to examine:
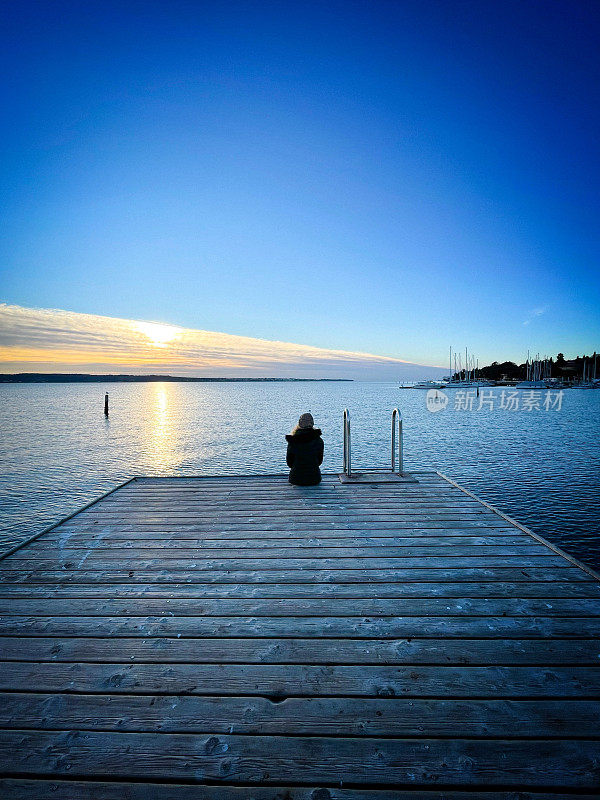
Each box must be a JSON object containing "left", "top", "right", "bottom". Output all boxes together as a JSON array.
[{"left": 104, "top": 392, "right": 109, "bottom": 416}]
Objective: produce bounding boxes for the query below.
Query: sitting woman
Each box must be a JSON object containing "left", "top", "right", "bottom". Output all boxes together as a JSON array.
[{"left": 285, "top": 412, "right": 324, "bottom": 486}]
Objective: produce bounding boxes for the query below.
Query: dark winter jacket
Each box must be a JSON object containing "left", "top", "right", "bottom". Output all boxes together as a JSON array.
[{"left": 285, "top": 427, "right": 324, "bottom": 486}]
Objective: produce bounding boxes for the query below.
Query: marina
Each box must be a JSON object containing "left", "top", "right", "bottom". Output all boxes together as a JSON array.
[{"left": 0, "top": 463, "right": 599, "bottom": 795}]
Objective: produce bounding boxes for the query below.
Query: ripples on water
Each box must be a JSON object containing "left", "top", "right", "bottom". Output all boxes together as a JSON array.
[{"left": 1, "top": 381, "right": 599, "bottom": 568}]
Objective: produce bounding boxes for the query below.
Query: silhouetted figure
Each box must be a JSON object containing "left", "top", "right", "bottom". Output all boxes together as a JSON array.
[{"left": 285, "top": 412, "right": 324, "bottom": 486}]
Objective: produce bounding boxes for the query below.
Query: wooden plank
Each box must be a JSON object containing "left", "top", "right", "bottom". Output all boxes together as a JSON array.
[
  {"left": 77, "top": 499, "right": 489, "bottom": 508},
  {"left": 47, "top": 521, "right": 518, "bottom": 533},
  {"left": 2, "top": 662, "right": 598, "bottom": 697},
  {"left": 117, "top": 477, "right": 440, "bottom": 484},
  {"left": 113, "top": 478, "right": 440, "bottom": 485},
  {"left": 2, "top": 596, "right": 599, "bottom": 618},
  {"left": 2, "top": 693, "right": 597, "bottom": 737},
  {"left": 89, "top": 494, "right": 472, "bottom": 502},
  {"left": 89, "top": 506, "right": 491, "bottom": 515},
  {"left": 12, "top": 545, "right": 553, "bottom": 562},
  {"left": 50, "top": 510, "right": 507, "bottom": 520},
  {"left": 96, "top": 506, "right": 487, "bottom": 516},
  {"left": 100, "top": 505, "right": 485, "bottom": 512},
  {"left": 2, "top": 636, "right": 599, "bottom": 665},
  {"left": 115, "top": 489, "right": 458, "bottom": 497},
  {"left": 51, "top": 517, "right": 493, "bottom": 528},
  {"left": 5, "top": 553, "right": 568, "bottom": 570},
  {"left": 109, "top": 482, "right": 453, "bottom": 489},
  {"left": 0, "top": 730, "right": 597, "bottom": 786},
  {"left": 236, "top": 488, "right": 461, "bottom": 495},
  {"left": 28, "top": 545, "right": 548, "bottom": 559},
  {"left": 45, "top": 520, "right": 517, "bottom": 532},
  {"left": 25, "top": 500, "right": 493, "bottom": 506},
  {"left": 54, "top": 520, "right": 509, "bottom": 533},
  {"left": 2, "top": 614, "right": 599, "bottom": 638},
  {"left": 3, "top": 555, "right": 568, "bottom": 571},
  {"left": 99, "top": 497, "right": 486, "bottom": 506},
  {"left": 44, "top": 525, "right": 519, "bottom": 539},
  {"left": 96, "top": 504, "right": 486, "bottom": 512},
  {"left": 2, "top": 780, "right": 598, "bottom": 800},
  {"left": 64, "top": 515, "right": 499, "bottom": 526},
  {"left": 33, "top": 534, "right": 531, "bottom": 547},
  {"left": 105, "top": 498, "right": 472, "bottom": 506},
  {"left": 0, "top": 566, "right": 589, "bottom": 584},
  {"left": 2, "top": 581, "right": 599, "bottom": 598},
  {"left": 87, "top": 493, "right": 485, "bottom": 500},
  {"left": 39, "top": 508, "right": 496, "bottom": 517}
]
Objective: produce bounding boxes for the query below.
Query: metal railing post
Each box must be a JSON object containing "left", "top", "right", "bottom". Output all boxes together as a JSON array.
[
  {"left": 391, "top": 408, "right": 403, "bottom": 474},
  {"left": 343, "top": 408, "right": 351, "bottom": 476}
]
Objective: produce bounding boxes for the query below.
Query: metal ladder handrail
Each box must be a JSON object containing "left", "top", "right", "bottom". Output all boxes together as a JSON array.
[
  {"left": 343, "top": 408, "right": 402, "bottom": 476},
  {"left": 343, "top": 408, "right": 351, "bottom": 476},
  {"left": 391, "top": 407, "right": 403, "bottom": 474}
]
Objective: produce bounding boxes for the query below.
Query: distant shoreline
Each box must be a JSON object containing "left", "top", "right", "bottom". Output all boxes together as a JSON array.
[{"left": 0, "top": 373, "right": 353, "bottom": 383}]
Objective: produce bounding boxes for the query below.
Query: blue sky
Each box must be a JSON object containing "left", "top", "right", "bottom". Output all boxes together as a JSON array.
[{"left": 0, "top": 0, "right": 598, "bottom": 371}]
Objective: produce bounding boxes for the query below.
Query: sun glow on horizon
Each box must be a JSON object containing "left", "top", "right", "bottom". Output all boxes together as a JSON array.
[
  {"left": 0, "top": 303, "right": 446, "bottom": 378},
  {"left": 134, "top": 321, "right": 182, "bottom": 348}
]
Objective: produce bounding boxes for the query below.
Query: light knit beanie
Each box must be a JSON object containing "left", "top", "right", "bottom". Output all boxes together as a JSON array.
[{"left": 298, "top": 412, "right": 314, "bottom": 429}]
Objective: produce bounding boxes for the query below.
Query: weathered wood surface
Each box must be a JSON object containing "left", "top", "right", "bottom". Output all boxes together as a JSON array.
[
  {"left": 3, "top": 693, "right": 598, "bottom": 736},
  {"left": 1, "top": 730, "right": 599, "bottom": 786},
  {"left": 3, "top": 596, "right": 599, "bottom": 616},
  {"left": 2, "top": 661, "right": 599, "bottom": 697},
  {"left": 2, "top": 636, "right": 599, "bottom": 664},
  {"left": 0, "top": 472, "right": 599, "bottom": 796},
  {"left": 1, "top": 782, "right": 598, "bottom": 800},
  {"left": 4, "top": 614, "right": 600, "bottom": 638},
  {"left": 3, "top": 580, "right": 600, "bottom": 597},
  {"left": 0, "top": 566, "right": 590, "bottom": 584}
]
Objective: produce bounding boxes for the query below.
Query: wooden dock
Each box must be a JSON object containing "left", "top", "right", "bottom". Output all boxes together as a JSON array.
[{"left": 0, "top": 471, "right": 599, "bottom": 797}]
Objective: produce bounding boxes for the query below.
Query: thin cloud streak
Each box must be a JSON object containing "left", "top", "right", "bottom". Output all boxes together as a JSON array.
[
  {"left": 523, "top": 306, "right": 549, "bottom": 326},
  {"left": 0, "top": 304, "right": 445, "bottom": 380}
]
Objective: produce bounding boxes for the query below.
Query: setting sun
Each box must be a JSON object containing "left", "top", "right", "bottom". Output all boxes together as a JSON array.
[{"left": 134, "top": 321, "right": 182, "bottom": 348}]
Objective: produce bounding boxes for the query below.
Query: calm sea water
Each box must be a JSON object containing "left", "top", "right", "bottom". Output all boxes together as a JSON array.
[{"left": 1, "top": 381, "right": 599, "bottom": 569}]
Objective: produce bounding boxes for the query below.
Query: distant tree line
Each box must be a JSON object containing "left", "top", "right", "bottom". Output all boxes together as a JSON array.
[
  {"left": 0, "top": 374, "right": 352, "bottom": 383},
  {"left": 474, "top": 352, "right": 598, "bottom": 382}
]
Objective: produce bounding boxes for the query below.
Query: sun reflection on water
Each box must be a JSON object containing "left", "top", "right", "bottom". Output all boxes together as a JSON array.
[{"left": 149, "top": 384, "right": 173, "bottom": 472}]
